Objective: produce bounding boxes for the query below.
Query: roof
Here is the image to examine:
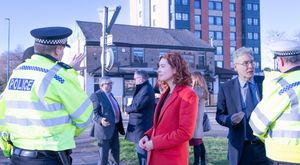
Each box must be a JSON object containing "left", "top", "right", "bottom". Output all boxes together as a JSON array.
[{"left": 76, "top": 20, "right": 214, "bottom": 51}]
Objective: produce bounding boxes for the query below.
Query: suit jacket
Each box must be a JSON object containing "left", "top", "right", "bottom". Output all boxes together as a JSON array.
[
  {"left": 125, "top": 80, "right": 155, "bottom": 143},
  {"left": 216, "top": 76, "right": 263, "bottom": 165},
  {"left": 145, "top": 85, "right": 198, "bottom": 165},
  {"left": 89, "top": 89, "right": 125, "bottom": 140}
]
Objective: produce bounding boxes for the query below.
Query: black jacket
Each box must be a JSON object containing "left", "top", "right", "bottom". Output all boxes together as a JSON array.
[{"left": 125, "top": 80, "right": 155, "bottom": 143}]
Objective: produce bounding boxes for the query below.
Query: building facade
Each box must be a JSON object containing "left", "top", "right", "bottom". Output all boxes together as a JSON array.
[
  {"left": 130, "top": 0, "right": 261, "bottom": 73},
  {"left": 68, "top": 21, "right": 215, "bottom": 108}
]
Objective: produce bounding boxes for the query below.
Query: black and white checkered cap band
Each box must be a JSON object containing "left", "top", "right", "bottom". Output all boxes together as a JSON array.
[
  {"left": 274, "top": 50, "right": 300, "bottom": 56},
  {"left": 35, "top": 38, "right": 68, "bottom": 45}
]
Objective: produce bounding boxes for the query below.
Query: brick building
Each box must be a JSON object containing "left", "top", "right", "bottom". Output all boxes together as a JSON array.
[{"left": 68, "top": 20, "right": 215, "bottom": 108}]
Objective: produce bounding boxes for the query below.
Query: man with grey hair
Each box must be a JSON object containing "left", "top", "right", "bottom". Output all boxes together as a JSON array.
[
  {"left": 90, "top": 76, "right": 125, "bottom": 165},
  {"left": 125, "top": 70, "right": 155, "bottom": 165},
  {"left": 216, "top": 47, "right": 269, "bottom": 165},
  {"left": 250, "top": 40, "right": 300, "bottom": 164}
]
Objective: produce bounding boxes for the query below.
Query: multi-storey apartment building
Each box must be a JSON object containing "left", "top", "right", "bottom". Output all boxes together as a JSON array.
[{"left": 130, "top": 0, "right": 261, "bottom": 72}]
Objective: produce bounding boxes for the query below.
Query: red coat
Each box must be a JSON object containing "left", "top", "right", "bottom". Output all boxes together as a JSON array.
[{"left": 145, "top": 85, "right": 198, "bottom": 165}]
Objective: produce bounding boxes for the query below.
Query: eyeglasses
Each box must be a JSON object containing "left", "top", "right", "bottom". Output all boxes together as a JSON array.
[{"left": 236, "top": 61, "right": 255, "bottom": 67}]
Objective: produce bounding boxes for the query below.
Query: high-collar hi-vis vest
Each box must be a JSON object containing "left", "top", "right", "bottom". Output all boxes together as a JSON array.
[
  {"left": 0, "top": 55, "right": 92, "bottom": 155},
  {"left": 250, "top": 70, "right": 300, "bottom": 163}
]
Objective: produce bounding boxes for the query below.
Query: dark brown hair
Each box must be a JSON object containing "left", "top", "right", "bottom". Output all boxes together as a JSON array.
[{"left": 160, "top": 52, "right": 192, "bottom": 86}]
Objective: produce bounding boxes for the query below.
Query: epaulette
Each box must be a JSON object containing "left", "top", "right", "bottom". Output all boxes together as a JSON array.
[{"left": 57, "top": 61, "right": 73, "bottom": 69}]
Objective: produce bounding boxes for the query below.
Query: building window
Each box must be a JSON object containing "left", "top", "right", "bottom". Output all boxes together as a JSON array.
[
  {"left": 176, "top": 0, "right": 181, "bottom": 5},
  {"left": 153, "top": 5, "right": 156, "bottom": 12},
  {"left": 198, "top": 56, "right": 205, "bottom": 69},
  {"left": 216, "top": 61, "right": 223, "bottom": 68},
  {"left": 209, "top": 31, "right": 214, "bottom": 39},
  {"left": 253, "top": 18, "right": 259, "bottom": 25},
  {"left": 247, "top": 18, "right": 252, "bottom": 25},
  {"left": 254, "top": 47, "right": 259, "bottom": 54},
  {"left": 230, "top": 17, "right": 236, "bottom": 26},
  {"left": 194, "top": 0, "right": 201, "bottom": 9},
  {"left": 183, "top": 54, "right": 194, "bottom": 65},
  {"left": 230, "top": 32, "right": 236, "bottom": 41},
  {"left": 247, "top": 3, "right": 252, "bottom": 10},
  {"left": 195, "top": 15, "right": 201, "bottom": 24},
  {"left": 182, "top": 13, "right": 189, "bottom": 21},
  {"left": 182, "top": 0, "right": 188, "bottom": 5},
  {"left": 216, "top": 46, "right": 223, "bottom": 55},
  {"left": 215, "top": 2, "right": 222, "bottom": 11},
  {"left": 209, "top": 31, "right": 223, "bottom": 40},
  {"left": 229, "top": 3, "right": 236, "bottom": 11},
  {"left": 248, "top": 32, "right": 253, "bottom": 39},
  {"left": 195, "top": 30, "right": 201, "bottom": 39},
  {"left": 111, "top": 47, "right": 118, "bottom": 63},
  {"left": 132, "top": 48, "right": 144, "bottom": 64},
  {"left": 159, "top": 49, "right": 169, "bottom": 57},
  {"left": 216, "top": 16, "right": 222, "bottom": 25},
  {"left": 208, "top": 16, "right": 214, "bottom": 25},
  {"left": 208, "top": 1, "right": 214, "bottom": 10},
  {"left": 230, "top": 47, "right": 236, "bottom": 55},
  {"left": 175, "top": 13, "right": 182, "bottom": 20},
  {"left": 253, "top": 4, "right": 259, "bottom": 11},
  {"left": 253, "top": 32, "right": 259, "bottom": 40},
  {"left": 208, "top": 1, "right": 222, "bottom": 10},
  {"left": 216, "top": 31, "right": 223, "bottom": 40}
]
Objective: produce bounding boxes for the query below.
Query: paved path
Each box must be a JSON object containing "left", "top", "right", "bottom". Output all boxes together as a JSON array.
[{"left": 0, "top": 106, "right": 227, "bottom": 165}]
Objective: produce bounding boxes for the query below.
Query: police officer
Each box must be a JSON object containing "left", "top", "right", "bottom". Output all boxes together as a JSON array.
[
  {"left": 0, "top": 26, "right": 93, "bottom": 165},
  {"left": 250, "top": 40, "right": 300, "bottom": 164}
]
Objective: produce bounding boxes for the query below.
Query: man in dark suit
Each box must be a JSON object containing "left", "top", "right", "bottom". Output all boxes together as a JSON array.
[
  {"left": 216, "top": 47, "right": 269, "bottom": 165},
  {"left": 90, "top": 76, "right": 125, "bottom": 165},
  {"left": 125, "top": 70, "right": 155, "bottom": 165}
]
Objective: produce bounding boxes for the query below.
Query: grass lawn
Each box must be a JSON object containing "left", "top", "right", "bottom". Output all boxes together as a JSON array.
[{"left": 120, "top": 136, "right": 228, "bottom": 165}]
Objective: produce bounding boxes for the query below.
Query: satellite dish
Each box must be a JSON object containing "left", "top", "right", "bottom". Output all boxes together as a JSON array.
[{"left": 101, "top": 48, "right": 114, "bottom": 71}]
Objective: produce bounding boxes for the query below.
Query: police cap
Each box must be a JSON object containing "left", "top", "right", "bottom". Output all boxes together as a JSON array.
[
  {"left": 270, "top": 40, "right": 300, "bottom": 59},
  {"left": 30, "top": 27, "right": 72, "bottom": 48},
  {"left": 22, "top": 46, "right": 34, "bottom": 61}
]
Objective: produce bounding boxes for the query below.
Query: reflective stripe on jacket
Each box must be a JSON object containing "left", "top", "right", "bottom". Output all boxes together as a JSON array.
[
  {"left": 0, "top": 55, "right": 93, "bottom": 151},
  {"left": 250, "top": 70, "right": 300, "bottom": 163}
]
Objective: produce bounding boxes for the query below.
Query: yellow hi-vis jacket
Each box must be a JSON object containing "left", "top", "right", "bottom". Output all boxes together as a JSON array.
[
  {"left": 250, "top": 70, "right": 300, "bottom": 163},
  {"left": 0, "top": 54, "right": 93, "bottom": 156}
]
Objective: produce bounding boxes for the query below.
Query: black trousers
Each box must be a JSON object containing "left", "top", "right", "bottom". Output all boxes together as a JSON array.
[
  {"left": 10, "top": 148, "right": 71, "bottom": 165},
  {"left": 238, "top": 141, "right": 269, "bottom": 165},
  {"left": 193, "top": 143, "right": 206, "bottom": 165}
]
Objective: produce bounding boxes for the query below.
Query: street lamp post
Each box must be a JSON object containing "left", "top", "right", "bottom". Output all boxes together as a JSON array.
[{"left": 5, "top": 18, "right": 10, "bottom": 83}]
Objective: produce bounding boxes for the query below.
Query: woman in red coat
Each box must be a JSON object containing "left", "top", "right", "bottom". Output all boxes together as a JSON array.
[{"left": 139, "top": 52, "right": 198, "bottom": 165}]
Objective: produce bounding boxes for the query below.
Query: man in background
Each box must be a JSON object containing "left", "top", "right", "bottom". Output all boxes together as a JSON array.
[
  {"left": 125, "top": 70, "right": 155, "bottom": 165},
  {"left": 90, "top": 76, "right": 125, "bottom": 165},
  {"left": 216, "top": 47, "right": 269, "bottom": 165}
]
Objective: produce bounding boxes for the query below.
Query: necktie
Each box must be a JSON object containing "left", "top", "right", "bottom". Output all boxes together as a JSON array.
[
  {"left": 108, "top": 93, "right": 120, "bottom": 123},
  {"left": 246, "top": 82, "right": 258, "bottom": 116},
  {"left": 245, "top": 81, "right": 257, "bottom": 140}
]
